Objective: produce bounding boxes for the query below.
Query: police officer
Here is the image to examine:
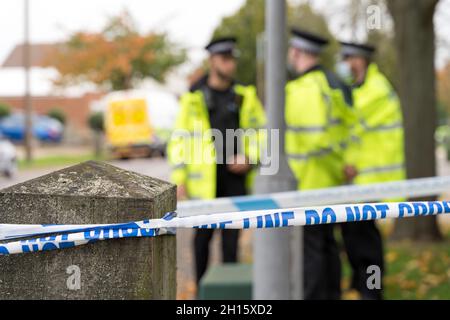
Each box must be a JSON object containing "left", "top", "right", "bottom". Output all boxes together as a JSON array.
[
  {"left": 337, "top": 41, "right": 406, "bottom": 300},
  {"left": 167, "top": 37, "right": 266, "bottom": 286},
  {"left": 285, "top": 28, "right": 355, "bottom": 299}
]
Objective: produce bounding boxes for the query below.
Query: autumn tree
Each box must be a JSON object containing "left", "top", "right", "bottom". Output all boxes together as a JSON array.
[
  {"left": 45, "top": 11, "right": 186, "bottom": 90},
  {"left": 388, "top": 0, "right": 442, "bottom": 241},
  {"left": 437, "top": 61, "right": 450, "bottom": 118}
]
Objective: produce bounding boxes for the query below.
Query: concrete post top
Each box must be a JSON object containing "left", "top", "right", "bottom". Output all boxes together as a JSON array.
[
  {"left": 0, "top": 161, "right": 177, "bottom": 225},
  {"left": 0, "top": 160, "right": 174, "bottom": 200},
  {"left": 0, "top": 161, "right": 177, "bottom": 299}
]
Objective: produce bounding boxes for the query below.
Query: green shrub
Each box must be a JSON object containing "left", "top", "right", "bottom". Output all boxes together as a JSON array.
[
  {"left": 88, "top": 112, "right": 104, "bottom": 132},
  {"left": 47, "top": 108, "right": 66, "bottom": 125},
  {"left": 0, "top": 103, "right": 11, "bottom": 119}
]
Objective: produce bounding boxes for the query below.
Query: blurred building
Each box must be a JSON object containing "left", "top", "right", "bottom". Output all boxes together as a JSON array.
[
  {"left": 0, "top": 43, "right": 104, "bottom": 144},
  {"left": 0, "top": 43, "right": 189, "bottom": 144}
]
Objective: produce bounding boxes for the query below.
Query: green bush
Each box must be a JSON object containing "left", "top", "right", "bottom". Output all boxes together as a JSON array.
[
  {"left": 0, "top": 103, "right": 11, "bottom": 119},
  {"left": 88, "top": 112, "right": 104, "bottom": 132},
  {"left": 47, "top": 108, "right": 66, "bottom": 125}
]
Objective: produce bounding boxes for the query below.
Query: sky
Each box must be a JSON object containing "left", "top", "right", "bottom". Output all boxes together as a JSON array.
[
  {"left": 0, "top": 0, "right": 449, "bottom": 72},
  {"left": 0, "top": 0, "right": 245, "bottom": 69}
]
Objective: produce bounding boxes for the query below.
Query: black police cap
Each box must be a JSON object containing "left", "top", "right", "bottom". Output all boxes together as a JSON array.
[
  {"left": 339, "top": 41, "right": 376, "bottom": 58},
  {"left": 205, "top": 37, "right": 238, "bottom": 56},
  {"left": 289, "top": 28, "right": 329, "bottom": 54}
]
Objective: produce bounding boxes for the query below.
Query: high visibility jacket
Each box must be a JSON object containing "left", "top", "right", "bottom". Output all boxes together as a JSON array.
[
  {"left": 167, "top": 82, "right": 266, "bottom": 200},
  {"left": 285, "top": 66, "right": 356, "bottom": 190},
  {"left": 346, "top": 63, "right": 406, "bottom": 186}
]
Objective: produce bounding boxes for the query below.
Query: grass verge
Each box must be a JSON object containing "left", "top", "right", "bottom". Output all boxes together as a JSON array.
[{"left": 18, "top": 153, "right": 106, "bottom": 170}]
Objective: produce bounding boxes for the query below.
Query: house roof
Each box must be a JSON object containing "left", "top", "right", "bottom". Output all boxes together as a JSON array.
[
  {"left": 1, "top": 43, "right": 58, "bottom": 68},
  {"left": 0, "top": 67, "right": 97, "bottom": 97}
]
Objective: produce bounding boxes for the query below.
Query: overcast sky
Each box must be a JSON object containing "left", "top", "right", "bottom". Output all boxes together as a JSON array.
[
  {"left": 0, "top": 0, "right": 245, "bottom": 67},
  {"left": 0, "top": 0, "right": 449, "bottom": 71}
]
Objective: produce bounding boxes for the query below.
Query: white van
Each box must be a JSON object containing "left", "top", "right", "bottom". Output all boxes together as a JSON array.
[{"left": 92, "top": 89, "right": 179, "bottom": 158}]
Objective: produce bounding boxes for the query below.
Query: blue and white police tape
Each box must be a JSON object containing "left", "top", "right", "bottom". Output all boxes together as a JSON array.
[
  {"left": 1, "top": 200, "right": 450, "bottom": 256},
  {"left": 0, "top": 212, "right": 178, "bottom": 256},
  {"left": 177, "top": 175, "right": 450, "bottom": 217}
]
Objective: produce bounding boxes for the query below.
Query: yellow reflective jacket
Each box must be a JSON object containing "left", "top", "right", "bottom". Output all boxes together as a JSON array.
[
  {"left": 346, "top": 63, "right": 406, "bottom": 187},
  {"left": 285, "top": 66, "right": 356, "bottom": 190},
  {"left": 167, "top": 81, "right": 266, "bottom": 200}
]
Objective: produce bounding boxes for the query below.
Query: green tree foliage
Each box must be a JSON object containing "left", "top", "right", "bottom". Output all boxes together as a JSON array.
[
  {"left": 0, "top": 103, "right": 11, "bottom": 119},
  {"left": 212, "top": 0, "right": 264, "bottom": 85},
  {"left": 212, "top": 0, "right": 337, "bottom": 85},
  {"left": 288, "top": 3, "right": 338, "bottom": 71}
]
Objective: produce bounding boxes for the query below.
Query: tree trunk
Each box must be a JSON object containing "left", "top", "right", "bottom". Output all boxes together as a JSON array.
[{"left": 387, "top": 0, "right": 442, "bottom": 241}]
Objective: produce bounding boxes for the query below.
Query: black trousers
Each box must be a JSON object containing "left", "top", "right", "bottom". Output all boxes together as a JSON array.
[
  {"left": 194, "top": 229, "right": 240, "bottom": 284},
  {"left": 341, "top": 220, "right": 384, "bottom": 300},
  {"left": 304, "top": 224, "right": 341, "bottom": 300}
]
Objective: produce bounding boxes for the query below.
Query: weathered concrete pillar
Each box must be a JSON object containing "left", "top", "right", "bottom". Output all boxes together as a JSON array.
[{"left": 0, "top": 161, "right": 176, "bottom": 299}]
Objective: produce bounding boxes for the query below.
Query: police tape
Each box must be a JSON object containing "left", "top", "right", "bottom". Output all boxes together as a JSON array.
[
  {"left": 177, "top": 176, "right": 450, "bottom": 217},
  {"left": 0, "top": 212, "right": 178, "bottom": 256},
  {"left": 1, "top": 200, "right": 450, "bottom": 256}
]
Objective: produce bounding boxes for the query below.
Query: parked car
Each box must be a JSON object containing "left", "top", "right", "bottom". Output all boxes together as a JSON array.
[
  {"left": 0, "top": 134, "right": 17, "bottom": 178},
  {"left": 0, "top": 113, "right": 63, "bottom": 143}
]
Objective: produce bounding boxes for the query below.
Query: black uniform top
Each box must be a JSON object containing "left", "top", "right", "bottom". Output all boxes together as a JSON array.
[{"left": 190, "top": 75, "right": 247, "bottom": 198}]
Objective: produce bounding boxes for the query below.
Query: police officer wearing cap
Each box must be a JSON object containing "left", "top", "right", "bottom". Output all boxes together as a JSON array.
[
  {"left": 337, "top": 41, "right": 405, "bottom": 300},
  {"left": 285, "top": 28, "right": 356, "bottom": 299},
  {"left": 167, "top": 37, "right": 266, "bottom": 287}
]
